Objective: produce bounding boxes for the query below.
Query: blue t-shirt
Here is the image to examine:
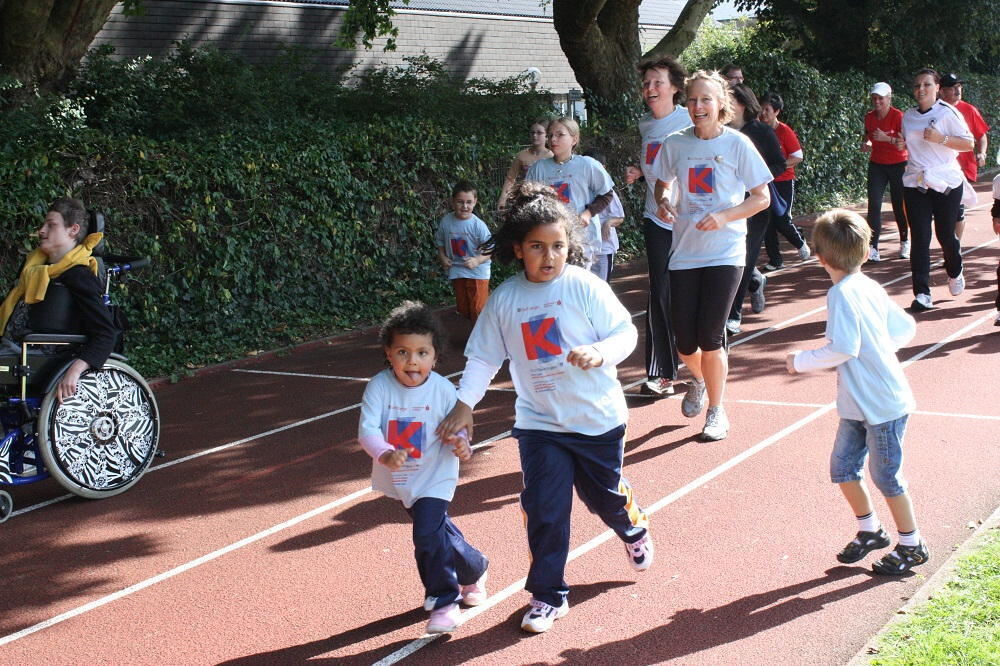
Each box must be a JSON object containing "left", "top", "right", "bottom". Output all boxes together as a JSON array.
[{"left": 435, "top": 213, "right": 492, "bottom": 280}]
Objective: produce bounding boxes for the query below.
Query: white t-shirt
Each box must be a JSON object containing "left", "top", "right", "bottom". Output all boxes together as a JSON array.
[
  {"left": 457, "top": 265, "right": 637, "bottom": 435},
  {"left": 526, "top": 155, "right": 615, "bottom": 253},
  {"left": 358, "top": 369, "right": 459, "bottom": 508},
  {"left": 639, "top": 107, "right": 692, "bottom": 229},
  {"left": 435, "top": 212, "right": 491, "bottom": 280},
  {"left": 792, "top": 272, "right": 916, "bottom": 424},
  {"left": 654, "top": 126, "right": 773, "bottom": 270},
  {"left": 901, "top": 101, "right": 973, "bottom": 192}
]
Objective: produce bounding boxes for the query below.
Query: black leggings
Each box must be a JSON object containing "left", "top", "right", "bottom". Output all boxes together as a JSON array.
[
  {"left": 866, "top": 161, "right": 909, "bottom": 246},
  {"left": 670, "top": 265, "right": 742, "bottom": 355},
  {"left": 903, "top": 186, "right": 963, "bottom": 297}
]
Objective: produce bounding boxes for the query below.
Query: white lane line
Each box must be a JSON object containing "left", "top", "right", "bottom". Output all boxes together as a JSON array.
[
  {"left": 371, "top": 308, "right": 998, "bottom": 665},
  {"left": 2, "top": 292, "right": 994, "bottom": 650}
]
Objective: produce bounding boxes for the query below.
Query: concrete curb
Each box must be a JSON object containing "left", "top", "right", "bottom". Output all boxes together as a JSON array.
[{"left": 847, "top": 501, "right": 1000, "bottom": 665}]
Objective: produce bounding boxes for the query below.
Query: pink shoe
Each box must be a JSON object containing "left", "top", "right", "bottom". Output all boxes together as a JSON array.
[
  {"left": 426, "top": 602, "right": 461, "bottom": 634},
  {"left": 460, "top": 569, "right": 488, "bottom": 606}
]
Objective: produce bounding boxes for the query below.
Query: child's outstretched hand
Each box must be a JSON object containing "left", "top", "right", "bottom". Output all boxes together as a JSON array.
[
  {"left": 786, "top": 352, "right": 798, "bottom": 375},
  {"left": 437, "top": 400, "right": 474, "bottom": 443},
  {"left": 567, "top": 345, "right": 603, "bottom": 370},
  {"left": 379, "top": 448, "right": 408, "bottom": 471},
  {"left": 448, "top": 428, "right": 473, "bottom": 461}
]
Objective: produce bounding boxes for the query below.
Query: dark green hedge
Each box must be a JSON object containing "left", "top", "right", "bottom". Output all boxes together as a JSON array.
[{"left": 1, "top": 47, "right": 549, "bottom": 379}]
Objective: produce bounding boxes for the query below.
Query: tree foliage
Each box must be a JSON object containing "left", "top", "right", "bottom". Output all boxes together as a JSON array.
[{"left": 733, "top": 0, "right": 1000, "bottom": 78}]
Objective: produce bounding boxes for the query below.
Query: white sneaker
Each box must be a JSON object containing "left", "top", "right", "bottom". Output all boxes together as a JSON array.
[
  {"left": 911, "top": 293, "right": 934, "bottom": 311},
  {"left": 948, "top": 272, "right": 965, "bottom": 296},
  {"left": 868, "top": 247, "right": 881, "bottom": 262},
  {"left": 725, "top": 318, "right": 741, "bottom": 335},
  {"left": 625, "top": 533, "right": 655, "bottom": 571},
  {"left": 900, "top": 240, "right": 911, "bottom": 259},
  {"left": 681, "top": 379, "right": 708, "bottom": 418},
  {"left": 797, "top": 242, "right": 811, "bottom": 261},
  {"left": 521, "top": 598, "right": 569, "bottom": 633},
  {"left": 701, "top": 405, "right": 730, "bottom": 441}
]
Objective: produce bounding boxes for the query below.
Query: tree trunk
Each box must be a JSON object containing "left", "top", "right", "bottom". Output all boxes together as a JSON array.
[
  {"left": 0, "top": 0, "right": 119, "bottom": 93},
  {"left": 552, "top": 0, "right": 717, "bottom": 129}
]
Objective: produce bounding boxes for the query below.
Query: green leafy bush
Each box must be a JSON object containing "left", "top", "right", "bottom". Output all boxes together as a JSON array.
[{"left": 1, "top": 46, "right": 549, "bottom": 379}]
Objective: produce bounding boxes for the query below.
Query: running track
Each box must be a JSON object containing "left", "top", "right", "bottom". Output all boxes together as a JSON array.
[{"left": 2, "top": 186, "right": 998, "bottom": 665}]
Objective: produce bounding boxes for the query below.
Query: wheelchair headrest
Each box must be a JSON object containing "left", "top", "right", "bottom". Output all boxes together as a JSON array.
[{"left": 86, "top": 210, "right": 107, "bottom": 257}]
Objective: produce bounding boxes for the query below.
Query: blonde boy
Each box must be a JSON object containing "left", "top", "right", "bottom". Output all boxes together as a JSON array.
[{"left": 786, "top": 209, "right": 928, "bottom": 574}]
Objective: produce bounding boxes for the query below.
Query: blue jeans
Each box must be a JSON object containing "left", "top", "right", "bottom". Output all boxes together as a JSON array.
[
  {"left": 515, "top": 425, "right": 648, "bottom": 607},
  {"left": 830, "top": 415, "right": 909, "bottom": 497}
]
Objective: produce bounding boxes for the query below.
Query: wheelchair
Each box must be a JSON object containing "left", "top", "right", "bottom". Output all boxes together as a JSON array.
[{"left": 0, "top": 212, "right": 161, "bottom": 522}]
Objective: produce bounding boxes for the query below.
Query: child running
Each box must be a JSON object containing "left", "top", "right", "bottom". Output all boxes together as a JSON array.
[
  {"left": 437, "top": 182, "right": 651, "bottom": 634},
  {"left": 435, "top": 181, "right": 492, "bottom": 324},
  {"left": 786, "top": 209, "right": 928, "bottom": 575},
  {"left": 358, "top": 301, "right": 488, "bottom": 634}
]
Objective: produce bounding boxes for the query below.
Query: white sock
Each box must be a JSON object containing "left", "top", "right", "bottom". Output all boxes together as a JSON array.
[
  {"left": 856, "top": 511, "right": 881, "bottom": 534},
  {"left": 898, "top": 529, "right": 921, "bottom": 547}
]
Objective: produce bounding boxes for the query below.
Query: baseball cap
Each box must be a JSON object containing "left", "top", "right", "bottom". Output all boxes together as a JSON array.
[
  {"left": 940, "top": 73, "right": 962, "bottom": 87},
  {"left": 870, "top": 82, "right": 891, "bottom": 97}
]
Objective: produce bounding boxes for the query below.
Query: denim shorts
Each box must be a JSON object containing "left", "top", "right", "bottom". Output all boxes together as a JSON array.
[{"left": 830, "top": 415, "right": 909, "bottom": 497}]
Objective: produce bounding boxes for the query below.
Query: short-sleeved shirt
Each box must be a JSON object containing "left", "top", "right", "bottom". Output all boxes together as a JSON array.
[
  {"left": 435, "top": 212, "right": 491, "bottom": 280},
  {"left": 822, "top": 273, "right": 916, "bottom": 424},
  {"left": 773, "top": 121, "right": 802, "bottom": 181},
  {"left": 654, "top": 126, "right": 773, "bottom": 270},
  {"left": 461, "top": 265, "right": 636, "bottom": 435},
  {"left": 639, "top": 107, "right": 692, "bottom": 229},
  {"left": 954, "top": 100, "right": 990, "bottom": 182},
  {"left": 865, "top": 107, "right": 908, "bottom": 165},
  {"left": 526, "top": 155, "right": 614, "bottom": 252},
  {"left": 902, "top": 101, "right": 973, "bottom": 191},
  {"left": 358, "top": 369, "right": 459, "bottom": 508},
  {"left": 600, "top": 190, "right": 625, "bottom": 254}
]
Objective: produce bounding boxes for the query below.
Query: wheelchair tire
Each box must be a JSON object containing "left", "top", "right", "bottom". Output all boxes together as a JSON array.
[
  {"left": 37, "top": 359, "right": 160, "bottom": 499},
  {"left": 0, "top": 490, "right": 12, "bottom": 522}
]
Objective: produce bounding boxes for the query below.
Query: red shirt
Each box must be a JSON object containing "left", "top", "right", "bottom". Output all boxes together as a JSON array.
[
  {"left": 954, "top": 100, "right": 989, "bottom": 182},
  {"left": 864, "top": 107, "right": 908, "bottom": 165},
  {"left": 773, "top": 121, "right": 801, "bottom": 181}
]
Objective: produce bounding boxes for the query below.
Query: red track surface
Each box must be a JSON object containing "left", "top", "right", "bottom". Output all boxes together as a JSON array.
[{"left": 2, "top": 186, "right": 998, "bottom": 665}]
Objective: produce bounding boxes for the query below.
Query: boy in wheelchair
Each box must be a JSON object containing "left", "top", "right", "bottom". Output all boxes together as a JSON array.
[
  {"left": 0, "top": 198, "right": 117, "bottom": 401},
  {"left": 0, "top": 198, "right": 159, "bottom": 521}
]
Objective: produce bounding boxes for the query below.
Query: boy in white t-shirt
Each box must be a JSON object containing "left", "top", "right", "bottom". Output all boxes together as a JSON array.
[
  {"left": 435, "top": 181, "right": 492, "bottom": 323},
  {"left": 787, "top": 209, "right": 928, "bottom": 575}
]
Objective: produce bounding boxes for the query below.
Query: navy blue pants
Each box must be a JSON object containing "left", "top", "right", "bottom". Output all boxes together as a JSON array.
[
  {"left": 515, "top": 425, "right": 648, "bottom": 607},
  {"left": 405, "top": 497, "right": 488, "bottom": 609}
]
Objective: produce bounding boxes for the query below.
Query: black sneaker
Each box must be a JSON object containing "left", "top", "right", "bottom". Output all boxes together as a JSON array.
[
  {"left": 872, "top": 541, "right": 930, "bottom": 575},
  {"left": 836, "top": 528, "right": 891, "bottom": 564}
]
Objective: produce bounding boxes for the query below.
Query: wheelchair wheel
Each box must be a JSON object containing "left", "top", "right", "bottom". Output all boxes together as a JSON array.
[
  {"left": 0, "top": 490, "right": 12, "bottom": 522},
  {"left": 37, "top": 359, "right": 160, "bottom": 499}
]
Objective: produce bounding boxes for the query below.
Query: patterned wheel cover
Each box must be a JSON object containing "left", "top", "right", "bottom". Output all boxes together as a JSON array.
[{"left": 49, "top": 368, "right": 157, "bottom": 491}]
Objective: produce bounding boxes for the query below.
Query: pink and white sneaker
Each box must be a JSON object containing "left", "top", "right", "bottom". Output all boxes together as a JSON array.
[
  {"left": 426, "top": 602, "right": 462, "bottom": 634},
  {"left": 460, "top": 569, "right": 488, "bottom": 606}
]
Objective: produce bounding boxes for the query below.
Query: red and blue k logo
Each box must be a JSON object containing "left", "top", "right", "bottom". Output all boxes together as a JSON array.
[
  {"left": 553, "top": 181, "right": 571, "bottom": 204},
  {"left": 688, "top": 165, "right": 714, "bottom": 194},
  {"left": 387, "top": 419, "right": 424, "bottom": 458},
  {"left": 521, "top": 315, "right": 563, "bottom": 360},
  {"left": 645, "top": 141, "right": 662, "bottom": 165},
  {"left": 450, "top": 237, "right": 469, "bottom": 257}
]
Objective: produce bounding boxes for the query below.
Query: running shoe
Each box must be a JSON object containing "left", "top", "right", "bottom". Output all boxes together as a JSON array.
[
  {"left": 911, "top": 293, "right": 934, "bottom": 311},
  {"left": 681, "top": 380, "right": 707, "bottom": 418},
  {"left": 521, "top": 598, "right": 569, "bottom": 633},
  {"left": 625, "top": 533, "right": 655, "bottom": 571},
  {"left": 642, "top": 377, "right": 675, "bottom": 397},
  {"left": 701, "top": 405, "right": 729, "bottom": 441},
  {"left": 460, "top": 570, "right": 488, "bottom": 606},
  {"left": 872, "top": 541, "right": 930, "bottom": 575},
  {"left": 750, "top": 273, "right": 767, "bottom": 313},
  {"left": 426, "top": 603, "right": 462, "bottom": 634},
  {"left": 900, "top": 240, "right": 911, "bottom": 258},
  {"left": 725, "top": 318, "right": 741, "bottom": 335},
  {"left": 797, "top": 242, "right": 812, "bottom": 261},
  {"left": 948, "top": 272, "right": 965, "bottom": 296},
  {"left": 764, "top": 263, "right": 783, "bottom": 272},
  {"left": 868, "top": 247, "right": 881, "bottom": 262}
]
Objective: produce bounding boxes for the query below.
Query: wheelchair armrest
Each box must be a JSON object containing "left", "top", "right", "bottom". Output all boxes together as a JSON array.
[{"left": 23, "top": 334, "right": 88, "bottom": 344}]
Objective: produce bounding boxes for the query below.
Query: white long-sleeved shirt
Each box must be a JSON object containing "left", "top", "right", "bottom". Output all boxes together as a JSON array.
[
  {"left": 457, "top": 265, "right": 637, "bottom": 435},
  {"left": 792, "top": 272, "right": 916, "bottom": 424}
]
